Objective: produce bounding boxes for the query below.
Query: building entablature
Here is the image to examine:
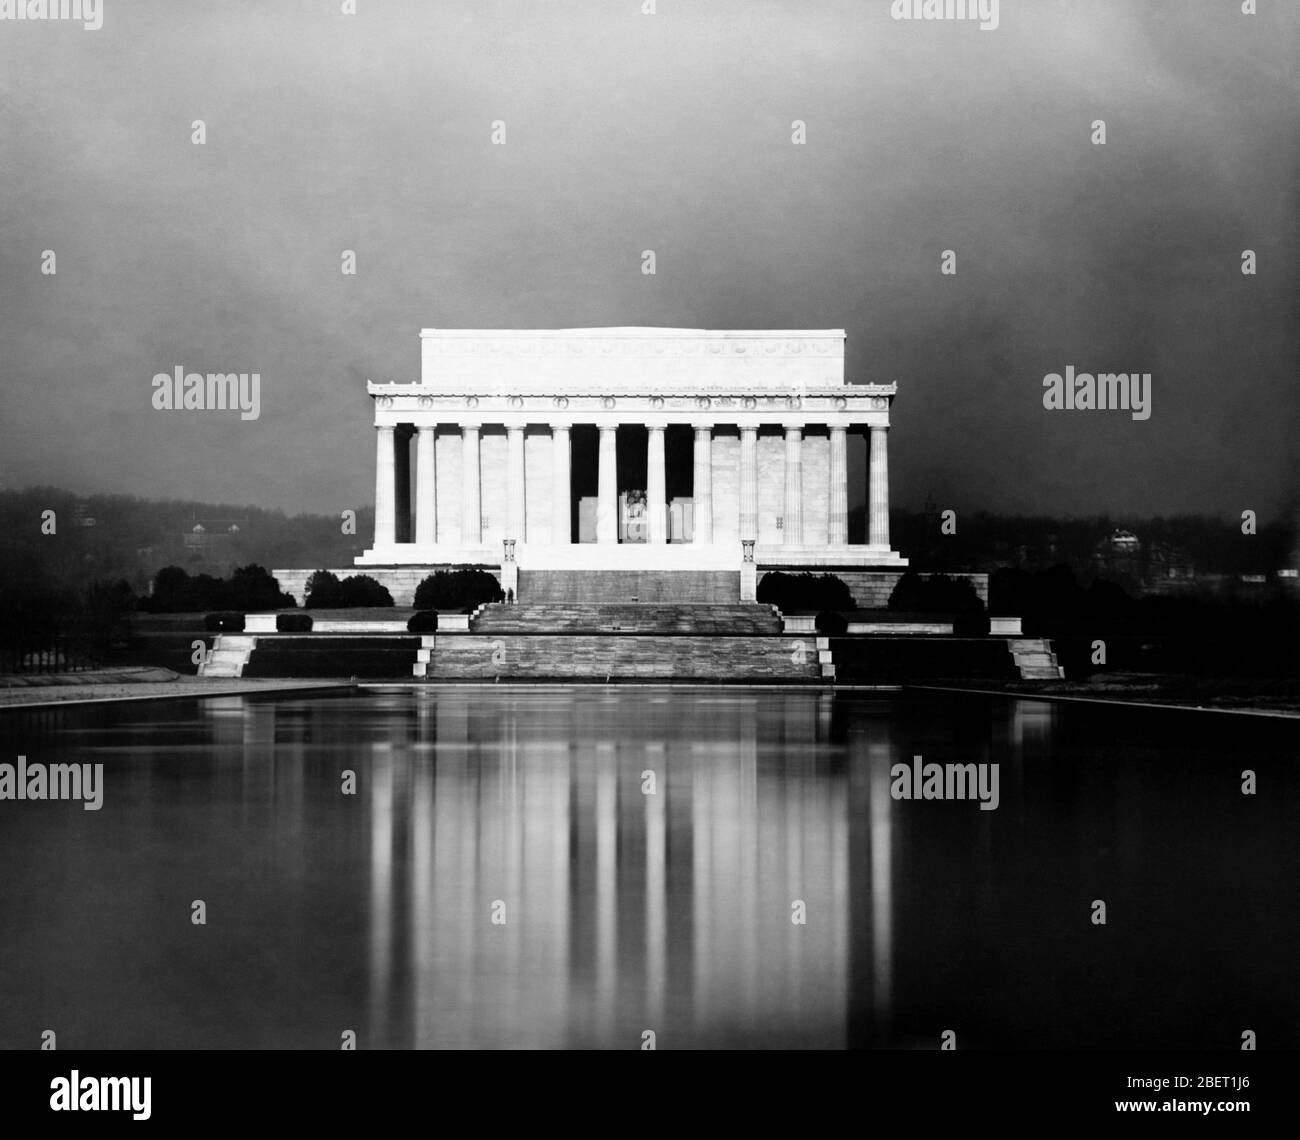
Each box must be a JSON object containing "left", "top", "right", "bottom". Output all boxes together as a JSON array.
[{"left": 364, "top": 382, "right": 896, "bottom": 428}]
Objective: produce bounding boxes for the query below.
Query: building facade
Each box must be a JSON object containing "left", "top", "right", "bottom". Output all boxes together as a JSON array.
[{"left": 357, "top": 328, "right": 906, "bottom": 576}]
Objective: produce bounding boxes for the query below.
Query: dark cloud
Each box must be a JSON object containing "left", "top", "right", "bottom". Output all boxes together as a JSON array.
[{"left": 0, "top": 0, "right": 1295, "bottom": 521}]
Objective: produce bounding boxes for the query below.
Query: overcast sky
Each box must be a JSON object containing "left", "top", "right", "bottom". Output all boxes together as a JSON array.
[{"left": 1, "top": 0, "right": 1296, "bottom": 523}]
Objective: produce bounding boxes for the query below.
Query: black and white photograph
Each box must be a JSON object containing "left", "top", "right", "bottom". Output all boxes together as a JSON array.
[{"left": 0, "top": 0, "right": 1296, "bottom": 1124}]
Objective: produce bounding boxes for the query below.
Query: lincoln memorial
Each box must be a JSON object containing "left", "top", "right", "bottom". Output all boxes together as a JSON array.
[{"left": 356, "top": 327, "right": 906, "bottom": 589}]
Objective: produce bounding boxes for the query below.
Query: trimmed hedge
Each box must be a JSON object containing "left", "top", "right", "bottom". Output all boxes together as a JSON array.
[
  {"left": 887, "top": 571, "right": 985, "bottom": 616},
  {"left": 304, "top": 570, "right": 395, "bottom": 609},
  {"left": 203, "top": 612, "right": 246, "bottom": 632},
  {"left": 146, "top": 564, "right": 294, "bottom": 612},
  {"left": 413, "top": 569, "right": 503, "bottom": 610},
  {"left": 756, "top": 571, "right": 854, "bottom": 612},
  {"left": 276, "top": 612, "right": 313, "bottom": 632},
  {"left": 407, "top": 611, "right": 440, "bottom": 633}
]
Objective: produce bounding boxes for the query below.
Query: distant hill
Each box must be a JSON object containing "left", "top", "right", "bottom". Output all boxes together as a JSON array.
[
  {"left": 0, "top": 487, "right": 371, "bottom": 592},
  {"left": 1, "top": 486, "right": 1292, "bottom": 596}
]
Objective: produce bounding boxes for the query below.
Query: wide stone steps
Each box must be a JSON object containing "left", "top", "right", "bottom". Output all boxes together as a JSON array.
[
  {"left": 413, "top": 634, "right": 822, "bottom": 681},
  {"left": 1008, "top": 638, "right": 1066, "bottom": 680},
  {"left": 472, "top": 602, "right": 781, "bottom": 636},
  {"left": 519, "top": 570, "right": 741, "bottom": 604},
  {"left": 198, "top": 635, "right": 255, "bottom": 678}
]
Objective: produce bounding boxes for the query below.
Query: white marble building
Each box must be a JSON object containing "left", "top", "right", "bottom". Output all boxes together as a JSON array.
[{"left": 357, "top": 327, "right": 906, "bottom": 576}]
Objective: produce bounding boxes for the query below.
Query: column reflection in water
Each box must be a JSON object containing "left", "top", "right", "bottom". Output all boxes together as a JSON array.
[
  {"left": 644, "top": 741, "right": 666, "bottom": 1030},
  {"left": 369, "top": 741, "right": 394, "bottom": 1046},
  {"left": 595, "top": 741, "right": 618, "bottom": 1039},
  {"left": 846, "top": 710, "right": 894, "bottom": 1048},
  {"left": 868, "top": 738, "right": 893, "bottom": 1041},
  {"left": 411, "top": 725, "right": 433, "bottom": 1047}
]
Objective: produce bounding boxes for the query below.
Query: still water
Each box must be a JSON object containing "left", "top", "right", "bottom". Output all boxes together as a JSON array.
[{"left": 0, "top": 687, "right": 1296, "bottom": 1050}]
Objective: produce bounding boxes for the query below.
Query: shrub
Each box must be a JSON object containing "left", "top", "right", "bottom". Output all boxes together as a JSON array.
[
  {"left": 145, "top": 566, "right": 217, "bottom": 612},
  {"left": 146, "top": 565, "right": 293, "bottom": 612},
  {"left": 304, "top": 570, "right": 342, "bottom": 609},
  {"left": 814, "top": 610, "right": 849, "bottom": 635},
  {"left": 276, "top": 612, "right": 313, "bottom": 632},
  {"left": 336, "top": 574, "right": 394, "bottom": 608},
  {"left": 224, "top": 564, "right": 296, "bottom": 611},
  {"left": 407, "top": 610, "right": 440, "bottom": 633},
  {"left": 305, "top": 570, "right": 393, "bottom": 609},
  {"left": 413, "top": 569, "right": 503, "bottom": 610},
  {"left": 888, "top": 572, "right": 985, "bottom": 616},
  {"left": 147, "top": 565, "right": 193, "bottom": 611},
  {"left": 203, "top": 612, "right": 245, "bottom": 632},
  {"left": 756, "top": 571, "right": 854, "bottom": 612}
]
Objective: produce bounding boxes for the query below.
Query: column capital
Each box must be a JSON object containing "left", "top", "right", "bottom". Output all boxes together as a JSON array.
[
  {"left": 645, "top": 420, "right": 669, "bottom": 432},
  {"left": 460, "top": 422, "right": 482, "bottom": 433},
  {"left": 550, "top": 422, "right": 573, "bottom": 432},
  {"left": 690, "top": 421, "right": 715, "bottom": 433},
  {"left": 783, "top": 423, "right": 806, "bottom": 435}
]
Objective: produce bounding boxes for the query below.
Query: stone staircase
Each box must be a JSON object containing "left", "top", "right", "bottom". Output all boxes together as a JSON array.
[
  {"left": 472, "top": 602, "right": 781, "bottom": 636},
  {"left": 413, "top": 634, "right": 822, "bottom": 681},
  {"left": 519, "top": 570, "right": 740, "bottom": 604},
  {"left": 198, "top": 635, "right": 256, "bottom": 678},
  {"left": 1008, "top": 638, "right": 1065, "bottom": 680}
]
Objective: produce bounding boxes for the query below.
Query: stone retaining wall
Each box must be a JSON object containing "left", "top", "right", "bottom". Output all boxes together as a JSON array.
[
  {"left": 272, "top": 566, "right": 500, "bottom": 607},
  {"left": 759, "top": 570, "right": 989, "bottom": 608}
]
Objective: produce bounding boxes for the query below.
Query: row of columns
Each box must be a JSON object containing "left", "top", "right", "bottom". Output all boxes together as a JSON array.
[{"left": 373, "top": 423, "right": 890, "bottom": 548}]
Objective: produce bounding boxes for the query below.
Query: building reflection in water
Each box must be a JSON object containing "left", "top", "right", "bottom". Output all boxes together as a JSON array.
[{"left": 338, "top": 689, "right": 879, "bottom": 1048}]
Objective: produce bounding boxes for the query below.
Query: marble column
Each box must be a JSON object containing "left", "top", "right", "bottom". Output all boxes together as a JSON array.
[
  {"left": 597, "top": 425, "right": 618, "bottom": 544},
  {"left": 551, "top": 424, "right": 571, "bottom": 544},
  {"left": 868, "top": 425, "right": 890, "bottom": 548},
  {"left": 461, "top": 424, "right": 481, "bottom": 545},
  {"left": 828, "top": 425, "right": 848, "bottom": 545},
  {"left": 394, "top": 427, "right": 411, "bottom": 543},
  {"left": 783, "top": 425, "right": 803, "bottom": 544},
  {"left": 692, "top": 424, "right": 713, "bottom": 544},
  {"left": 647, "top": 423, "right": 667, "bottom": 544},
  {"left": 373, "top": 424, "right": 395, "bottom": 547},
  {"left": 738, "top": 425, "right": 758, "bottom": 543},
  {"left": 415, "top": 425, "right": 436, "bottom": 545},
  {"left": 506, "top": 425, "right": 526, "bottom": 542}
]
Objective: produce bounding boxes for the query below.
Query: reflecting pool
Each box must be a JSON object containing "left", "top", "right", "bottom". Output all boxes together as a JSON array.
[{"left": 0, "top": 687, "right": 1296, "bottom": 1049}]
